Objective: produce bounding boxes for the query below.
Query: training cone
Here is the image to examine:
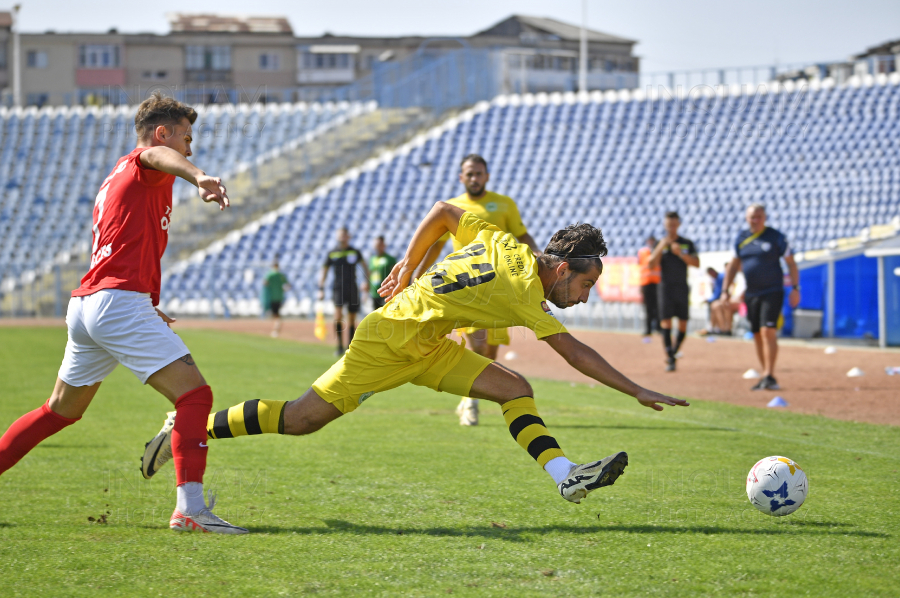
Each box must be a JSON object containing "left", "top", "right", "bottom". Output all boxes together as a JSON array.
[
  {"left": 824, "top": 346, "right": 837, "bottom": 355},
  {"left": 313, "top": 308, "right": 327, "bottom": 341},
  {"left": 767, "top": 396, "right": 788, "bottom": 408},
  {"left": 846, "top": 367, "right": 865, "bottom": 378},
  {"left": 886, "top": 367, "right": 900, "bottom": 376},
  {"left": 504, "top": 351, "right": 518, "bottom": 360},
  {"left": 743, "top": 331, "right": 754, "bottom": 341},
  {"left": 743, "top": 368, "right": 761, "bottom": 379}
]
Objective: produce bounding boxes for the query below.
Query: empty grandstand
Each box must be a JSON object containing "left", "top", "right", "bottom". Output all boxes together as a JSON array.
[
  {"left": 158, "top": 74, "right": 900, "bottom": 324},
  {"left": 0, "top": 101, "right": 369, "bottom": 283}
]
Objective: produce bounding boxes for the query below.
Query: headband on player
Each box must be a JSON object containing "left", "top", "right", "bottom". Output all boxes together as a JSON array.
[{"left": 545, "top": 251, "right": 602, "bottom": 260}]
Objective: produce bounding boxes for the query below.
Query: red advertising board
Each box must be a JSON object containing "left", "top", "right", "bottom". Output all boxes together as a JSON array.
[{"left": 596, "top": 257, "right": 642, "bottom": 303}]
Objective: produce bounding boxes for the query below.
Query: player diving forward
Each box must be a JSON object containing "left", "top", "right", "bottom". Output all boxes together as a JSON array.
[{"left": 141, "top": 203, "right": 689, "bottom": 504}]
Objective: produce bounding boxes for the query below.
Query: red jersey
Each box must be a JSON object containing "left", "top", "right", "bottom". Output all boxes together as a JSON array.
[{"left": 73, "top": 147, "right": 176, "bottom": 306}]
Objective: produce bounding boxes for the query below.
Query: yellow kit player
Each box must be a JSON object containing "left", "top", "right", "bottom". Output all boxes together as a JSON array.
[
  {"left": 140, "top": 203, "right": 688, "bottom": 506},
  {"left": 416, "top": 154, "right": 542, "bottom": 426}
]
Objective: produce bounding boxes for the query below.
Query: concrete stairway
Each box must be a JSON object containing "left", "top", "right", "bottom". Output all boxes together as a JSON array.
[{"left": 164, "top": 106, "right": 434, "bottom": 263}]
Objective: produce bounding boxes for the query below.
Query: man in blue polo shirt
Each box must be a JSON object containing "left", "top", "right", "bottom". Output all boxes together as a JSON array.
[{"left": 722, "top": 204, "right": 800, "bottom": 390}]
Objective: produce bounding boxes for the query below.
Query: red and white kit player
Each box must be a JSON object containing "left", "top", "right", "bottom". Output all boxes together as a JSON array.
[{"left": 0, "top": 92, "right": 246, "bottom": 534}]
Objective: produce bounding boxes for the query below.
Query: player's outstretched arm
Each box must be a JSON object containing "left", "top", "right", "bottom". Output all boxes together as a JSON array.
[
  {"left": 379, "top": 202, "right": 465, "bottom": 299},
  {"left": 413, "top": 240, "right": 447, "bottom": 280},
  {"left": 543, "top": 332, "right": 690, "bottom": 411},
  {"left": 139, "top": 146, "right": 230, "bottom": 210}
]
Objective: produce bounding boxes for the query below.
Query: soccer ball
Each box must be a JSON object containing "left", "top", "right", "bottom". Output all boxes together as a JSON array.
[{"left": 746, "top": 456, "right": 808, "bottom": 516}]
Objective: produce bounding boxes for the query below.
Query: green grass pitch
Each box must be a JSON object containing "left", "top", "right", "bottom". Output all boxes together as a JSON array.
[{"left": 0, "top": 326, "right": 898, "bottom": 597}]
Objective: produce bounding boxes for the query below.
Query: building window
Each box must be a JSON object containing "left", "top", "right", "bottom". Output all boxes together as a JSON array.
[
  {"left": 260, "top": 52, "right": 280, "bottom": 71},
  {"left": 303, "top": 52, "right": 352, "bottom": 69},
  {"left": 26, "top": 50, "right": 48, "bottom": 69},
  {"left": 142, "top": 70, "right": 168, "bottom": 80},
  {"left": 185, "top": 45, "right": 231, "bottom": 71},
  {"left": 79, "top": 45, "right": 120, "bottom": 69},
  {"left": 0, "top": 45, "right": 7, "bottom": 69}
]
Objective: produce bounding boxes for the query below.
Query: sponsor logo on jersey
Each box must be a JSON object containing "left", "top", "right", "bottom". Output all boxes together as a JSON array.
[
  {"left": 358, "top": 391, "right": 375, "bottom": 405},
  {"left": 541, "top": 301, "right": 560, "bottom": 320}
]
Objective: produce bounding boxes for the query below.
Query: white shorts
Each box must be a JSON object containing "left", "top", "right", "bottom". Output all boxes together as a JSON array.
[{"left": 59, "top": 289, "right": 191, "bottom": 387}]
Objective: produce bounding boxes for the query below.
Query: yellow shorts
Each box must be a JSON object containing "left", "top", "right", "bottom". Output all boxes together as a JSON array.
[
  {"left": 312, "top": 312, "right": 493, "bottom": 414},
  {"left": 461, "top": 327, "right": 510, "bottom": 346}
]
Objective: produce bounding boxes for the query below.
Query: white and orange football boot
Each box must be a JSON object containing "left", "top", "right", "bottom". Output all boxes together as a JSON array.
[{"left": 170, "top": 491, "right": 248, "bottom": 535}]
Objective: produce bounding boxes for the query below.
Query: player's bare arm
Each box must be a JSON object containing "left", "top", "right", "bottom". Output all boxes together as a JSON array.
[
  {"left": 673, "top": 245, "right": 700, "bottom": 268},
  {"left": 317, "top": 264, "right": 331, "bottom": 300},
  {"left": 359, "top": 254, "right": 372, "bottom": 293},
  {"left": 413, "top": 240, "right": 448, "bottom": 280},
  {"left": 648, "top": 237, "right": 669, "bottom": 268},
  {"left": 156, "top": 307, "right": 177, "bottom": 327},
  {"left": 543, "top": 332, "right": 689, "bottom": 411},
  {"left": 380, "top": 202, "right": 465, "bottom": 299},
  {"left": 785, "top": 253, "right": 801, "bottom": 308},
  {"left": 139, "top": 146, "right": 230, "bottom": 210}
]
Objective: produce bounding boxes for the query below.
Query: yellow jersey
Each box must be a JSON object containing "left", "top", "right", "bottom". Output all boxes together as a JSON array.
[
  {"left": 383, "top": 213, "right": 567, "bottom": 346},
  {"left": 439, "top": 191, "right": 528, "bottom": 251}
]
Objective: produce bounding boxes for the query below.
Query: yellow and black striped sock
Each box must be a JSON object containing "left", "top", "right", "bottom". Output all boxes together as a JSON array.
[
  {"left": 501, "top": 397, "right": 565, "bottom": 467},
  {"left": 206, "top": 400, "right": 287, "bottom": 439}
]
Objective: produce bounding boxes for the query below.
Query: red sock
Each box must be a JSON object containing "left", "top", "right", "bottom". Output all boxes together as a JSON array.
[
  {"left": 172, "top": 385, "right": 213, "bottom": 486},
  {"left": 0, "top": 401, "right": 80, "bottom": 475}
]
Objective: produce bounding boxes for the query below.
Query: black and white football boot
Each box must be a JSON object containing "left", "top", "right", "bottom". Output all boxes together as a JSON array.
[{"left": 558, "top": 452, "right": 629, "bottom": 504}]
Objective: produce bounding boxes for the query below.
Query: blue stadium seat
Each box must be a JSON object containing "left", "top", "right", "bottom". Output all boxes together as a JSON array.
[{"left": 0, "top": 101, "right": 365, "bottom": 283}]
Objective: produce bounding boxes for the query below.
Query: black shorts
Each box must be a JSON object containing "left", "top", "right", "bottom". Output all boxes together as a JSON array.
[
  {"left": 658, "top": 286, "right": 689, "bottom": 321},
  {"left": 746, "top": 290, "right": 784, "bottom": 333},
  {"left": 371, "top": 295, "right": 386, "bottom": 310},
  {"left": 333, "top": 287, "right": 361, "bottom": 313},
  {"left": 269, "top": 300, "right": 282, "bottom": 317}
]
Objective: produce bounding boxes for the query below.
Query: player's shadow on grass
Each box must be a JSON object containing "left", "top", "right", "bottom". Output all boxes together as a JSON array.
[
  {"left": 472, "top": 423, "right": 738, "bottom": 432},
  {"left": 248, "top": 519, "right": 888, "bottom": 539},
  {"left": 551, "top": 424, "right": 738, "bottom": 432}
]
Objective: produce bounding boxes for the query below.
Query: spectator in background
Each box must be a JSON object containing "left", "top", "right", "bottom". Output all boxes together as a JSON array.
[
  {"left": 637, "top": 235, "right": 661, "bottom": 341},
  {"left": 699, "top": 266, "right": 724, "bottom": 335},
  {"left": 710, "top": 288, "right": 743, "bottom": 336},
  {"left": 319, "top": 228, "right": 370, "bottom": 357},
  {"left": 649, "top": 212, "right": 699, "bottom": 372},
  {"left": 263, "top": 261, "right": 291, "bottom": 338},
  {"left": 368, "top": 236, "right": 397, "bottom": 310},
  {"left": 722, "top": 204, "right": 800, "bottom": 391}
]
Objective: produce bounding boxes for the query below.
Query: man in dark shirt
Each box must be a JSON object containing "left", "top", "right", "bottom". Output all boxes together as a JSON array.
[
  {"left": 318, "top": 227, "right": 370, "bottom": 356},
  {"left": 649, "top": 211, "right": 699, "bottom": 372},
  {"left": 722, "top": 204, "right": 800, "bottom": 390}
]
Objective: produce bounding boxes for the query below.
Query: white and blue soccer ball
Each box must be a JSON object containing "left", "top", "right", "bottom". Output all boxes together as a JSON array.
[{"left": 746, "top": 456, "right": 808, "bottom": 516}]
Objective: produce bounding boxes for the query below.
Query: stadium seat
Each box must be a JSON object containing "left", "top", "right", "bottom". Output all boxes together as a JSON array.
[{"left": 0, "top": 101, "right": 365, "bottom": 284}]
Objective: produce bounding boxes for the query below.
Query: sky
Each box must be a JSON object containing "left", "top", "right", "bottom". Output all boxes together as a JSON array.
[{"left": 11, "top": 0, "right": 900, "bottom": 73}]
